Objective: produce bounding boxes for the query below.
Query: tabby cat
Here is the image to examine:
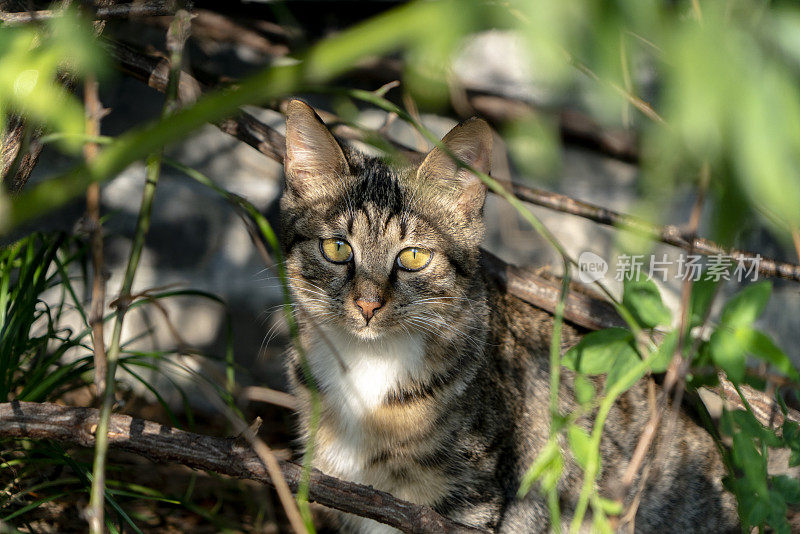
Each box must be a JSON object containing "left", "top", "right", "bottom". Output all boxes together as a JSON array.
[{"left": 280, "top": 99, "right": 739, "bottom": 533}]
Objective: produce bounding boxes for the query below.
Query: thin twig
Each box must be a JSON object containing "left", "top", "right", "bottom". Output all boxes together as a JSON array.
[
  {"left": 0, "top": 402, "right": 487, "bottom": 534},
  {"left": 241, "top": 386, "right": 299, "bottom": 411},
  {"left": 166, "top": 8, "right": 290, "bottom": 57},
  {"left": 618, "top": 163, "right": 710, "bottom": 528},
  {"left": 83, "top": 73, "right": 108, "bottom": 533},
  {"left": 87, "top": 9, "right": 191, "bottom": 533},
  {"left": 83, "top": 76, "right": 108, "bottom": 403},
  {"left": 792, "top": 228, "right": 800, "bottom": 265},
  {"left": 0, "top": 116, "right": 44, "bottom": 194},
  {"left": 0, "top": 0, "right": 175, "bottom": 24},
  {"left": 569, "top": 56, "right": 665, "bottom": 125},
  {"left": 509, "top": 182, "right": 800, "bottom": 283},
  {"left": 199, "top": 382, "right": 307, "bottom": 534}
]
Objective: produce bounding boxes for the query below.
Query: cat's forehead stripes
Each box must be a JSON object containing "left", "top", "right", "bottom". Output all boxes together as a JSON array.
[
  {"left": 347, "top": 159, "right": 408, "bottom": 213},
  {"left": 341, "top": 203, "right": 413, "bottom": 244}
]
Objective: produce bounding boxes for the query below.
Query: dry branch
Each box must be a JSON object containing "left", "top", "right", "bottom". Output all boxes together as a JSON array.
[
  {"left": 165, "top": 8, "right": 291, "bottom": 57},
  {"left": 481, "top": 250, "right": 626, "bottom": 331},
  {"left": 0, "top": 0, "right": 175, "bottom": 24},
  {"left": 509, "top": 183, "right": 800, "bottom": 282},
  {"left": 0, "top": 115, "right": 44, "bottom": 194},
  {"left": 84, "top": 75, "right": 108, "bottom": 400},
  {"left": 107, "top": 38, "right": 800, "bottom": 283},
  {"left": 464, "top": 92, "right": 639, "bottom": 163},
  {"left": 0, "top": 401, "right": 487, "bottom": 534},
  {"left": 342, "top": 57, "right": 640, "bottom": 163}
]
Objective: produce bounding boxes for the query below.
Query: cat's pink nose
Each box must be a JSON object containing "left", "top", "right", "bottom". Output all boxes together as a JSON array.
[{"left": 354, "top": 298, "right": 383, "bottom": 321}]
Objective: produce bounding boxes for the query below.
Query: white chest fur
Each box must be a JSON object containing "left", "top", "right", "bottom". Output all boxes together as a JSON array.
[
  {"left": 307, "top": 329, "right": 426, "bottom": 419},
  {"left": 306, "top": 329, "right": 426, "bottom": 475}
]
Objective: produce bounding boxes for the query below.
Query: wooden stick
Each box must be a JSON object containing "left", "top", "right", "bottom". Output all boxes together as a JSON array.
[
  {"left": 0, "top": 0, "right": 175, "bottom": 24},
  {"left": 0, "top": 401, "right": 487, "bottom": 534},
  {"left": 0, "top": 115, "right": 44, "bottom": 194}
]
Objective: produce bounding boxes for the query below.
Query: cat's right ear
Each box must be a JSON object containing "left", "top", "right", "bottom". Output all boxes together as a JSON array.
[
  {"left": 416, "top": 118, "right": 492, "bottom": 218},
  {"left": 284, "top": 100, "right": 349, "bottom": 199}
]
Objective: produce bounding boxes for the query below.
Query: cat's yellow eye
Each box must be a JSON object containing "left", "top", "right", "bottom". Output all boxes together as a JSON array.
[
  {"left": 397, "top": 247, "right": 433, "bottom": 271},
  {"left": 320, "top": 238, "right": 353, "bottom": 263}
]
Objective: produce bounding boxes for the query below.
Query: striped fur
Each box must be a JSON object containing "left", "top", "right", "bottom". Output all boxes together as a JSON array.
[{"left": 279, "top": 100, "right": 739, "bottom": 533}]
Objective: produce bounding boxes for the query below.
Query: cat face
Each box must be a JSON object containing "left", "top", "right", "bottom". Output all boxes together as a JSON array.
[{"left": 280, "top": 100, "right": 492, "bottom": 341}]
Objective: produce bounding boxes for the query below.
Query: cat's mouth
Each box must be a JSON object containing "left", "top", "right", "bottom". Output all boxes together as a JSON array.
[
  {"left": 350, "top": 314, "right": 387, "bottom": 340},
  {"left": 354, "top": 325, "right": 381, "bottom": 341},
  {"left": 348, "top": 312, "right": 401, "bottom": 341}
]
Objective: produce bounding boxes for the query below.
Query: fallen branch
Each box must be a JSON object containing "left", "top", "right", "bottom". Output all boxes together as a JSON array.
[
  {"left": 481, "top": 250, "right": 626, "bottom": 331},
  {"left": 0, "top": 401, "right": 487, "bottom": 534},
  {"left": 108, "top": 39, "right": 800, "bottom": 283}
]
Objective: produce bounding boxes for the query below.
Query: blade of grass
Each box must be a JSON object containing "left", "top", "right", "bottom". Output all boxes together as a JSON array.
[
  {"left": 162, "top": 158, "right": 317, "bottom": 532},
  {"left": 87, "top": 11, "right": 191, "bottom": 532}
]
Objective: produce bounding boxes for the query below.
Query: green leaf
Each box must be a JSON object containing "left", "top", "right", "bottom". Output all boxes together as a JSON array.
[
  {"left": 720, "top": 281, "right": 772, "bottom": 328},
  {"left": 606, "top": 349, "right": 643, "bottom": 393},
  {"left": 731, "top": 431, "right": 768, "bottom": 494},
  {"left": 650, "top": 330, "right": 678, "bottom": 373},
  {"left": 689, "top": 277, "right": 719, "bottom": 328},
  {"left": 745, "top": 495, "right": 769, "bottom": 529},
  {"left": 765, "top": 489, "right": 789, "bottom": 533},
  {"left": 783, "top": 421, "right": 800, "bottom": 467},
  {"left": 591, "top": 516, "right": 614, "bottom": 534},
  {"left": 772, "top": 475, "right": 800, "bottom": 504},
  {"left": 518, "top": 440, "right": 562, "bottom": 497},
  {"left": 708, "top": 327, "right": 747, "bottom": 383},
  {"left": 562, "top": 328, "right": 637, "bottom": 375},
  {"left": 567, "top": 425, "right": 593, "bottom": 470},
  {"left": 596, "top": 496, "right": 623, "bottom": 516},
  {"left": 622, "top": 277, "right": 672, "bottom": 328},
  {"left": 728, "top": 410, "right": 783, "bottom": 448},
  {"left": 743, "top": 329, "right": 800, "bottom": 381},
  {"left": 574, "top": 374, "right": 595, "bottom": 406}
]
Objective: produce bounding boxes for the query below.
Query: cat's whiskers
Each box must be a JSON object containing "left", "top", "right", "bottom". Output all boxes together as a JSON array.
[
  {"left": 283, "top": 276, "right": 329, "bottom": 292},
  {"left": 258, "top": 302, "right": 323, "bottom": 357},
  {"left": 408, "top": 311, "right": 483, "bottom": 351},
  {"left": 403, "top": 317, "right": 443, "bottom": 338},
  {"left": 410, "top": 296, "right": 481, "bottom": 316},
  {"left": 292, "top": 290, "right": 334, "bottom": 303},
  {"left": 414, "top": 295, "right": 481, "bottom": 305},
  {"left": 286, "top": 284, "right": 334, "bottom": 300},
  {"left": 410, "top": 300, "right": 474, "bottom": 316},
  {"left": 260, "top": 318, "right": 289, "bottom": 355}
]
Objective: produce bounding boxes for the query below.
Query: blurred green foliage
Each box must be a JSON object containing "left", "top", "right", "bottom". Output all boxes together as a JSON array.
[{"left": 0, "top": 8, "right": 106, "bottom": 153}]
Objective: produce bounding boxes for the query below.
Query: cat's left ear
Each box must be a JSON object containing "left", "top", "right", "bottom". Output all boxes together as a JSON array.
[
  {"left": 284, "top": 99, "right": 350, "bottom": 201},
  {"left": 416, "top": 118, "right": 492, "bottom": 217}
]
